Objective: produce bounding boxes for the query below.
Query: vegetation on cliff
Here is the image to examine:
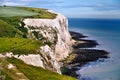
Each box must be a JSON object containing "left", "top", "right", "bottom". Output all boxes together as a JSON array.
[
  {"left": 0, "top": 57, "right": 76, "bottom": 80},
  {"left": 0, "top": 38, "right": 43, "bottom": 54},
  {"left": 7, "top": 57, "right": 76, "bottom": 80},
  {"left": 0, "top": 6, "right": 57, "bottom": 54},
  {"left": 0, "top": 6, "right": 76, "bottom": 80},
  {"left": 0, "top": 6, "right": 57, "bottom": 38}
]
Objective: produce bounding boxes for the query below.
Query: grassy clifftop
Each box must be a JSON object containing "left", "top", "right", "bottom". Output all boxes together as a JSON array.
[{"left": 0, "top": 6, "right": 57, "bottom": 18}]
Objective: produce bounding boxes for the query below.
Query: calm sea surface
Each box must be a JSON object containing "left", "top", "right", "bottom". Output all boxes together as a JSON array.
[{"left": 68, "top": 18, "right": 120, "bottom": 80}]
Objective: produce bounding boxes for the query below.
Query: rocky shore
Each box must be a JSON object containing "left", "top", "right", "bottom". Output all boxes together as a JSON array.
[{"left": 61, "top": 31, "right": 110, "bottom": 78}]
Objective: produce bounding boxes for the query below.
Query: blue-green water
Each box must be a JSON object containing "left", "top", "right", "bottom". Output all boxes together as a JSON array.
[{"left": 68, "top": 18, "right": 120, "bottom": 80}]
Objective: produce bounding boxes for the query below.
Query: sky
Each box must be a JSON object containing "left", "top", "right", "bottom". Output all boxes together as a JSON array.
[{"left": 0, "top": 0, "right": 120, "bottom": 18}]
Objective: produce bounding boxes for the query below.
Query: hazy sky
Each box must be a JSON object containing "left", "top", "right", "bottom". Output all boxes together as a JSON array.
[{"left": 0, "top": 0, "right": 120, "bottom": 18}]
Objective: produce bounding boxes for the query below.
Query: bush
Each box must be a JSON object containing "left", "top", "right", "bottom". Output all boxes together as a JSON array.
[{"left": 3, "top": 5, "right": 6, "bottom": 7}]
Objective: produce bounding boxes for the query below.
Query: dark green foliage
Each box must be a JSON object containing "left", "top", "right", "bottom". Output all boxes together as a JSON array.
[
  {"left": 44, "top": 41, "right": 53, "bottom": 46},
  {"left": 0, "top": 19, "right": 21, "bottom": 37},
  {"left": 3, "top": 5, "right": 6, "bottom": 7},
  {"left": 22, "top": 34, "right": 27, "bottom": 38},
  {"left": 0, "top": 17, "right": 28, "bottom": 38},
  {"left": 53, "top": 30, "right": 58, "bottom": 45},
  {"left": 61, "top": 66, "right": 70, "bottom": 74},
  {"left": 18, "top": 26, "right": 28, "bottom": 38},
  {"left": 32, "top": 31, "right": 39, "bottom": 39},
  {"left": 0, "top": 17, "right": 25, "bottom": 37},
  {"left": 0, "top": 17, "right": 21, "bottom": 27}
]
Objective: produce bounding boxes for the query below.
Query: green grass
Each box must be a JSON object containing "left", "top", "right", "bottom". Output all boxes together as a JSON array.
[
  {"left": 0, "top": 38, "right": 43, "bottom": 54},
  {"left": 0, "top": 6, "right": 39, "bottom": 17},
  {"left": 0, "top": 57, "right": 28, "bottom": 80},
  {"left": 16, "top": 6, "right": 57, "bottom": 19},
  {"left": 0, "top": 6, "right": 57, "bottom": 19},
  {"left": 0, "top": 19, "right": 23, "bottom": 37},
  {"left": 7, "top": 57, "right": 77, "bottom": 80},
  {"left": 0, "top": 17, "right": 28, "bottom": 38},
  {"left": 0, "top": 71, "right": 13, "bottom": 80}
]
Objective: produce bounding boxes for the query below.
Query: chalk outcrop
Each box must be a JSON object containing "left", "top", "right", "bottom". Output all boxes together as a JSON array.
[
  {"left": 7, "top": 45, "right": 61, "bottom": 74},
  {"left": 23, "top": 10, "right": 72, "bottom": 61}
]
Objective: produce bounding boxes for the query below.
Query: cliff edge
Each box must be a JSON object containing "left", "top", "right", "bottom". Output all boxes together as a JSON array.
[
  {"left": 0, "top": 7, "right": 73, "bottom": 75},
  {"left": 21, "top": 10, "right": 72, "bottom": 74}
]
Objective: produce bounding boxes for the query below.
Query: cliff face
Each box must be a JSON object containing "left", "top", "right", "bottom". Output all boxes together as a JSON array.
[
  {"left": 8, "top": 45, "right": 61, "bottom": 74},
  {"left": 18, "top": 10, "right": 72, "bottom": 73},
  {"left": 23, "top": 10, "right": 72, "bottom": 61}
]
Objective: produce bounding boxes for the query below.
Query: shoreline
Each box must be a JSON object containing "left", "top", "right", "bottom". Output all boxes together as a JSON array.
[{"left": 61, "top": 31, "right": 110, "bottom": 79}]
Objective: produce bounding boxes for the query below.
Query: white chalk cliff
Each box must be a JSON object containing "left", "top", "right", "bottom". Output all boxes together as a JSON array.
[
  {"left": 23, "top": 10, "right": 72, "bottom": 61},
  {"left": 0, "top": 10, "right": 73, "bottom": 74}
]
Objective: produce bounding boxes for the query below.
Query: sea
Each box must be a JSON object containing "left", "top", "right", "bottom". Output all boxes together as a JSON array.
[{"left": 68, "top": 18, "right": 120, "bottom": 80}]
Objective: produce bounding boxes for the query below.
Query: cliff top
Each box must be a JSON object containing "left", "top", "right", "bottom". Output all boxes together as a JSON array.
[{"left": 0, "top": 6, "right": 57, "bottom": 18}]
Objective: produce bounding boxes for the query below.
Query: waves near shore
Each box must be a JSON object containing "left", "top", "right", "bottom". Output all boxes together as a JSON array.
[
  {"left": 68, "top": 18, "right": 120, "bottom": 80},
  {"left": 62, "top": 31, "right": 109, "bottom": 79}
]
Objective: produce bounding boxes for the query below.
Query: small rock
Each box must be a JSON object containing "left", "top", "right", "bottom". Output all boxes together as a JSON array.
[{"left": 8, "top": 63, "right": 14, "bottom": 69}]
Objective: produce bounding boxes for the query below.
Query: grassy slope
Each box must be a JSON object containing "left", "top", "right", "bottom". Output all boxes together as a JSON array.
[
  {"left": 0, "top": 19, "right": 23, "bottom": 37},
  {"left": 0, "top": 71, "right": 13, "bottom": 80},
  {"left": 7, "top": 58, "right": 77, "bottom": 80},
  {"left": 0, "top": 58, "right": 29, "bottom": 80},
  {"left": 0, "top": 6, "right": 38, "bottom": 17},
  {"left": 0, "top": 38, "right": 43, "bottom": 54}
]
